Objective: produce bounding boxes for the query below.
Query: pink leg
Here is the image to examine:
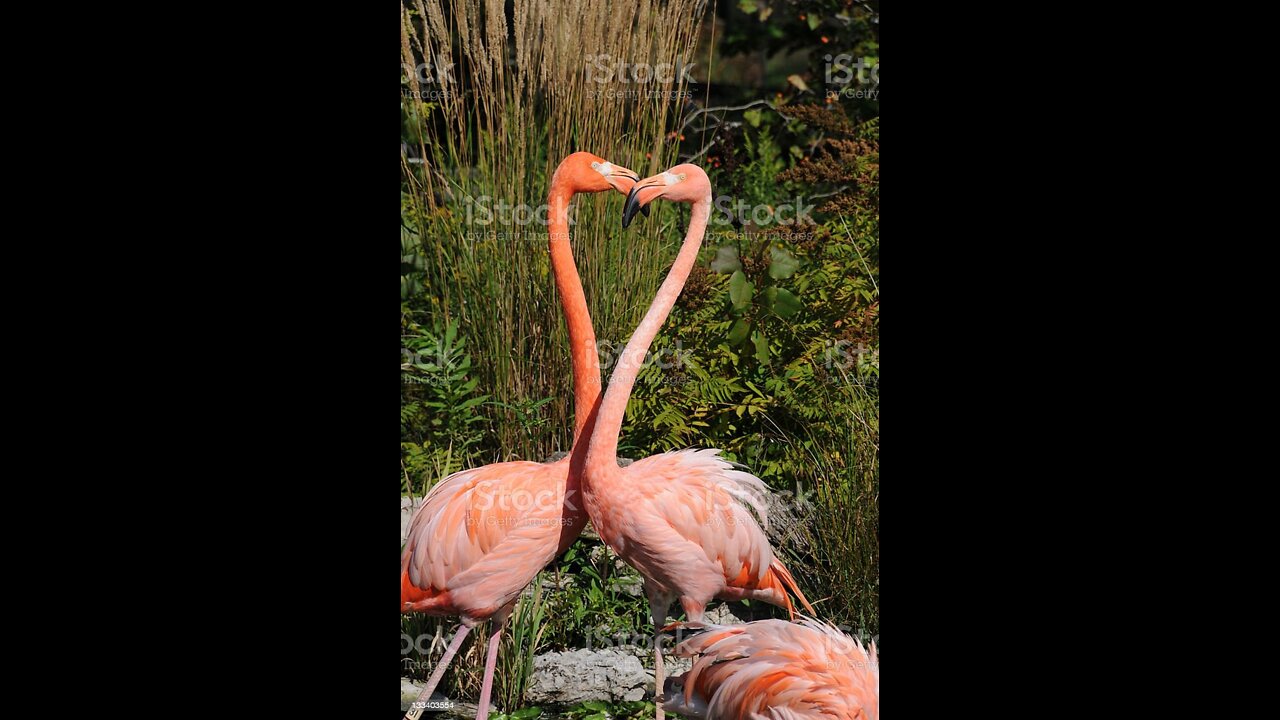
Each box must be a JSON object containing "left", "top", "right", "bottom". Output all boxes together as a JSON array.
[
  {"left": 649, "top": 595, "right": 674, "bottom": 720},
  {"left": 656, "top": 598, "right": 707, "bottom": 720},
  {"left": 404, "top": 625, "right": 471, "bottom": 720},
  {"left": 653, "top": 631, "right": 665, "bottom": 720},
  {"left": 474, "top": 624, "right": 503, "bottom": 720}
]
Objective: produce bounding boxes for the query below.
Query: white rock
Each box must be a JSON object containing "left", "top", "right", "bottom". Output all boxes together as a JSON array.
[
  {"left": 702, "top": 603, "right": 745, "bottom": 626},
  {"left": 526, "top": 648, "right": 649, "bottom": 705}
]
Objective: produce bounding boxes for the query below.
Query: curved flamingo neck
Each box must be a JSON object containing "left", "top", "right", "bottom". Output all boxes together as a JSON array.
[
  {"left": 587, "top": 196, "right": 711, "bottom": 471},
  {"left": 547, "top": 182, "right": 603, "bottom": 450}
]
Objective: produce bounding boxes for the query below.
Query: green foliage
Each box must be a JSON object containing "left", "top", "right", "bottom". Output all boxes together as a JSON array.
[
  {"left": 561, "top": 700, "right": 656, "bottom": 720},
  {"left": 718, "top": 0, "right": 880, "bottom": 122},
  {"left": 401, "top": 220, "right": 427, "bottom": 300},
  {"left": 540, "top": 539, "right": 650, "bottom": 650},
  {"left": 735, "top": 126, "right": 786, "bottom": 210},
  {"left": 620, "top": 226, "right": 877, "bottom": 476},
  {"left": 487, "top": 396, "right": 558, "bottom": 449},
  {"left": 401, "top": 314, "right": 491, "bottom": 494},
  {"left": 488, "top": 708, "right": 545, "bottom": 720},
  {"left": 489, "top": 708, "right": 546, "bottom": 720},
  {"left": 497, "top": 579, "right": 548, "bottom": 712}
]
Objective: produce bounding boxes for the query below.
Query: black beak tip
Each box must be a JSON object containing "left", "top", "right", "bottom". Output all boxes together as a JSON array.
[{"left": 622, "top": 189, "right": 643, "bottom": 229}]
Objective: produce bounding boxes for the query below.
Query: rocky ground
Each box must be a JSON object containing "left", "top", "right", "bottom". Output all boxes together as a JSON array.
[{"left": 400, "top": 604, "right": 745, "bottom": 713}]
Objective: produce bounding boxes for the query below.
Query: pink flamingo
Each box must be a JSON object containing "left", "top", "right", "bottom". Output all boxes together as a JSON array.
[
  {"left": 400, "top": 152, "right": 642, "bottom": 720},
  {"left": 662, "top": 618, "right": 879, "bottom": 719},
  {"left": 583, "top": 164, "right": 815, "bottom": 719}
]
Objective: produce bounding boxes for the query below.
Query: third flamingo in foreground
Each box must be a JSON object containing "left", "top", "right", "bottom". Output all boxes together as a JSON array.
[
  {"left": 581, "top": 163, "right": 815, "bottom": 719},
  {"left": 662, "top": 618, "right": 879, "bottom": 719}
]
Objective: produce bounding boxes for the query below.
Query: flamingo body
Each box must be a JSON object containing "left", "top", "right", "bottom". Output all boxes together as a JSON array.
[
  {"left": 401, "top": 456, "right": 584, "bottom": 622},
  {"left": 584, "top": 449, "right": 808, "bottom": 616},
  {"left": 664, "top": 619, "right": 879, "bottom": 720}
]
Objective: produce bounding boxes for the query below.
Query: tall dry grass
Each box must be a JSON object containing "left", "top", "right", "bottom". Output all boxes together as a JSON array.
[{"left": 402, "top": 0, "right": 707, "bottom": 461}]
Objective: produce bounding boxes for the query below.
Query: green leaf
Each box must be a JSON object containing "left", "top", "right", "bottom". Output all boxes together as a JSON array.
[
  {"left": 710, "top": 246, "right": 743, "bottom": 274},
  {"left": 512, "top": 708, "right": 542, "bottom": 720},
  {"left": 773, "top": 287, "right": 803, "bottom": 317},
  {"left": 743, "top": 108, "right": 763, "bottom": 128},
  {"left": 582, "top": 701, "right": 610, "bottom": 712},
  {"left": 752, "top": 331, "right": 770, "bottom": 363},
  {"left": 737, "top": 0, "right": 758, "bottom": 15},
  {"left": 807, "top": 13, "right": 822, "bottom": 30},
  {"left": 400, "top": 275, "right": 422, "bottom": 300},
  {"left": 727, "top": 319, "right": 751, "bottom": 346},
  {"left": 768, "top": 247, "right": 800, "bottom": 279},
  {"left": 729, "top": 271, "right": 754, "bottom": 309}
]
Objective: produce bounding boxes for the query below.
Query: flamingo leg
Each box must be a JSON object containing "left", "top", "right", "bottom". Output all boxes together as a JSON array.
[
  {"left": 648, "top": 594, "right": 673, "bottom": 720},
  {"left": 475, "top": 605, "right": 513, "bottom": 720},
  {"left": 474, "top": 624, "right": 503, "bottom": 720},
  {"left": 404, "top": 624, "right": 472, "bottom": 720}
]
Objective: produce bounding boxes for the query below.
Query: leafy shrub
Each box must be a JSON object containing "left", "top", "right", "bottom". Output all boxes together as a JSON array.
[{"left": 401, "top": 315, "right": 491, "bottom": 494}]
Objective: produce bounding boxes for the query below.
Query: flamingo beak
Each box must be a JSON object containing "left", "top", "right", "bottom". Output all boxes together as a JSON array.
[
  {"left": 608, "top": 168, "right": 649, "bottom": 219},
  {"left": 622, "top": 181, "right": 663, "bottom": 229},
  {"left": 611, "top": 169, "right": 640, "bottom": 189}
]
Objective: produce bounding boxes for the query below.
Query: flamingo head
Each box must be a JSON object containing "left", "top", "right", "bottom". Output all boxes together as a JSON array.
[
  {"left": 621, "top": 163, "right": 712, "bottom": 228},
  {"left": 557, "top": 151, "right": 646, "bottom": 200}
]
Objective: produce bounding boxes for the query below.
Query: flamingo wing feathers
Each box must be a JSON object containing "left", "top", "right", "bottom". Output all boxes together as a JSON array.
[
  {"left": 664, "top": 618, "right": 878, "bottom": 720},
  {"left": 613, "top": 449, "right": 811, "bottom": 611},
  {"left": 400, "top": 460, "right": 570, "bottom": 619}
]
